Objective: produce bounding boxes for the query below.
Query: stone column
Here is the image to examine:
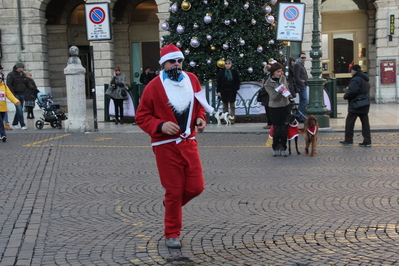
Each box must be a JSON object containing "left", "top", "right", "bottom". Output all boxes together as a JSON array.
[{"left": 64, "top": 46, "right": 90, "bottom": 132}]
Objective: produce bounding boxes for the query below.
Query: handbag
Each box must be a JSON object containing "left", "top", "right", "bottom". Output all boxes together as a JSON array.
[
  {"left": 352, "top": 96, "right": 370, "bottom": 109},
  {"left": 256, "top": 91, "right": 262, "bottom": 102},
  {"left": 121, "top": 88, "right": 127, "bottom": 97}
]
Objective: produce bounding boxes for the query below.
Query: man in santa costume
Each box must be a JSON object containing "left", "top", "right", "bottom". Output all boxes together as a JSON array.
[{"left": 135, "top": 44, "right": 207, "bottom": 249}]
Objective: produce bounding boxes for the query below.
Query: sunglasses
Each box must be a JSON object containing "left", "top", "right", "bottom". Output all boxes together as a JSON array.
[
  {"left": 167, "top": 59, "right": 184, "bottom": 64},
  {"left": 301, "top": 57, "right": 306, "bottom": 59}
]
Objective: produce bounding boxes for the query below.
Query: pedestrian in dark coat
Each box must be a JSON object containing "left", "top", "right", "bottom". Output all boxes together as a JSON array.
[
  {"left": 24, "top": 72, "right": 40, "bottom": 119},
  {"left": 216, "top": 59, "right": 241, "bottom": 123},
  {"left": 339, "top": 64, "right": 371, "bottom": 147},
  {"left": 258, "top": 64, "right": 272, "bottom": 129}
]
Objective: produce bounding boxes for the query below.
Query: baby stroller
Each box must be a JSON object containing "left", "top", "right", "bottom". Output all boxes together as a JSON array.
[{"left": 35, "top": 92, "right": 67, "bottom": 130}]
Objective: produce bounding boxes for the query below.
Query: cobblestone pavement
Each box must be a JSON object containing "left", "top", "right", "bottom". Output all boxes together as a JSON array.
[{"left": 1, "top": 131, "right": 399, "bottom": 266}]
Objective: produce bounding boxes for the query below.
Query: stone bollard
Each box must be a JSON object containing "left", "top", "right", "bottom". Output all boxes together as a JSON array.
[{"left": 64, "top": 46, "right": 90, "bottom": 132}]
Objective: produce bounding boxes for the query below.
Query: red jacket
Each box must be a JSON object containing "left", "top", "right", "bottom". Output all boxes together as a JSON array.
[{"left": 135, "top": 71, "right": 206, "bottom": 144}]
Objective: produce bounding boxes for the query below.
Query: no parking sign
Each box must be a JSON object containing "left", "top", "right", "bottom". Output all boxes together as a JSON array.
[
  {"left": 276, "top": 3, "right": 306, "bottom": 42},
  {"left": 85, "top": 2, "right": 112, "bottom": 41}
]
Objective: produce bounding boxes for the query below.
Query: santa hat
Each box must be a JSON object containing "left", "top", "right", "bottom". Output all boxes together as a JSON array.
[{"left": 159, "top": 44, "right": 184, "bottom": 66}]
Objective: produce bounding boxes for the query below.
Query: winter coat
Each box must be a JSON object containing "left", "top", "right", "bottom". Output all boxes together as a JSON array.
[
  {"left": 216, "top": 68, "right": 241, "bottom": 102},
  {"left": 106, "top": 74, "right": 128, "bottom": 100},
  {"left": 264, "top": 75, "right": 290, "bottom": 108},
  {"left": 258, "top": 72, "right": 270, "bottom": 107},
  {"left": 6, "top": 66, "right": 30, "bottom": 95},
  {"left": 24, "top": 78, "right": 40, "bottom": 102},
  {"left": 344, "top": 71, "right": 370, "bottom": 115},
  {"left": 0, "top": 82, "right": 20, "bottom": 112},
  {"left": 293, "top": 59, "right": 308, "bottom": 88}
]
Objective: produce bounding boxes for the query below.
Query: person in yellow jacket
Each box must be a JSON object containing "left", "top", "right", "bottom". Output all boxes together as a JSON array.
[{"left": 0, "top": 73, "right": 20, "bottom": 142}]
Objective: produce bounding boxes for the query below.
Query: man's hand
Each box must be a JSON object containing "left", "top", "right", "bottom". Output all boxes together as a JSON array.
[
  {"left": 196, "top": 118, "right": 206, "bottom": 133},
  {"left": 161, "top": 121, "right": 180, "bottom": 135},
  {"left": 15, "top": 102, "right": 21, "bottom": 106}
]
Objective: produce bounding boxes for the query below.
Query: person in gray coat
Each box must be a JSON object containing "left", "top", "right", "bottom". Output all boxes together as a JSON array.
[
  {"left": 293, "top": 53, "right": 309, "bottom": 122},
  {"left": 339, "top": 64, "right": 371, "bottom": 147}
]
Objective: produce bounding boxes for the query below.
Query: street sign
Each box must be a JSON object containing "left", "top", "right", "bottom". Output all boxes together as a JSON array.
[
  {"left": 276, "top": 3, "right": 306, "bottom": 42},
  {"left": 85, "top": 2, "right": 112, "bottom": 41}
]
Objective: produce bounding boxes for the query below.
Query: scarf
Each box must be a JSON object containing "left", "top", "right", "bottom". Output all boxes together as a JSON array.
[{"left": 225, "top": 69, "right": 233, "bottom": 81}]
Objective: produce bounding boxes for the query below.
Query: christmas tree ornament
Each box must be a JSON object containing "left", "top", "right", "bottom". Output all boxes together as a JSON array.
[
  {"left": 263, "top": 4, "right": 271, "bottom": 14},
  {"left": 176, "top": 42, "right": 182, "bottom": 48},
  {"left": 265, "top": 15, "right": 275, "bottom": 24},
  {"left": 206, "top": 34, "right": 212, "bottom": 41},
  {"left": 181, "top": 0, "right": 191, "bottom": 11},
  {"left": 193, "top": 23, "right": 199, "bottom": 29},
  {"left": 189, "top": 61, "right": 196, "bottom": 67},
  {"left": 257, "top": 45, "right": 263, "bottom": 52},
  {"left": 243, "top": 2, "right": 249, "bottom": 9},
  {"left": 217, "top": 58, "right": 225, "bottom": 68},
  {"left": 170, "top": 3, "right": 179, "bottom": 13},
  {"left": 282, "top": 41, "right": 289, "bottom": 46},
  {"left": 160, "top": 37, "right": 164, "bottom": 42},
  {"left": 279, "top": 50, "right": 283, "bottom": 55},
  {"left": 223, "top": 43, "right": 229, "bottom": 50},
  {"left": 224, "top": 0, "right": 229, "bottom": 7},
  {"left": 269, "top": 58, "right": 277, "bottom": 64},
  {"left": 184, "top": 49, "right": 190, "bottom": 55},
  {"left": 269, "top": 39, "right": 275, "bottom": 44},
  {"left": 210, "top": 45, "right": 216, "bottom": 51},
  {"left": 207, "top": 59, "right": 212, "bottom": 64},
  {"left": 161, "top": 22, "right": 169, "bottom": 31},
  {"left": 190, "top": 37, "right": 200, "bottom": 48},
  {"left": 224, "top": 20, "right": 230, "bottom": 26},
  {"left": 204, "top": 13, "right": 212, "bottom": 24},
  {"left": 247, "top": 67, "right": 253, "bottom": 73},
  {"left": 233, "top": 18, "right": 237, "bottom": 23},
  {"left": 239, "top": 38, "right": 245, "bottom": 46},
  {"left": 270, "top": 0, "right": 277, "bottom": 5},
  {"left": 203, "top": 0, "right": 208, "bottom": 4},
  {"left": 177, "top": 24, "right": 185, "bottom": 34},
  {"left": 239, "top": 53, "right": 244, "bottom": 58},
  {"left": 263, "top": 61, "right": 267, "bottom": 66},
  {"left": 251, "top": 19, "right": 256, "bottom": 25},
  {"left": 271, "top": 23, "right": 276, "bottom": 29}
]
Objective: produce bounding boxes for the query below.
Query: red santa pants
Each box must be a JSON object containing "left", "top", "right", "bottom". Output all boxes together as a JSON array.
[{"left": 153, "top": 139, "right": 205, "bottom": 238}]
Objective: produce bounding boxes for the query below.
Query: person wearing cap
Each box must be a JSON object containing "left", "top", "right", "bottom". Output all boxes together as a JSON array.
[
  {"left": 0, "top": 73, "right": 21, "bottom": 142},
  {"left": 339, "top": 64, "right": 371, "bottom": 147},
  {"left": 293, "top": 53, "right": 309, "bottom": 122},
  {"left": 6, "top": 62, "right": 30, "bottom": 130},
  {"left": 216, "top": 59, "right": 241, "bottom": 124},
  {"left": 135, "top": 43, "right": 207, "bottom": 249}
]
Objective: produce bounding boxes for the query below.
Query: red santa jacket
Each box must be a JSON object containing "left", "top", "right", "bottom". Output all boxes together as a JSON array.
[{"left": 135, "top": 71, "right": 206, "bottom": 144}]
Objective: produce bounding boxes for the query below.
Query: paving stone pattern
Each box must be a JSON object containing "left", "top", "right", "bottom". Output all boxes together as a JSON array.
[{"left": 1, "top": 132, "right": 399, "bottom": 265}]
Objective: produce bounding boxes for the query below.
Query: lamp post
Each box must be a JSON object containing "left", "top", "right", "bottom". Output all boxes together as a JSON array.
[{"left": 306, "top": 0, "right": 330, "bottom": 128}]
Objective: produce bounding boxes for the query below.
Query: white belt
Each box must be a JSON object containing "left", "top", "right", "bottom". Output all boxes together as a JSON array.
[{"left": 151, "top": 136, "right": 195, "bottom": 146}]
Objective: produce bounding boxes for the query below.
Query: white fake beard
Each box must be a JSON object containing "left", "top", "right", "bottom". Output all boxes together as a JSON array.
[{"left": 163, "top": 78, "right": 192, "bottom": 113}]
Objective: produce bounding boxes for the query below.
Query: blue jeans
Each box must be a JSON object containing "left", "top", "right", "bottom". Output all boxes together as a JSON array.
[
  {"left": 0, "top": 112, "right": 5, "bottom": 137},
  {"left": 295, "top": 86, "right": 308, "bottom": 121},
  {"left": 12, "top": 94, "right": 25, "bottom": 127}
]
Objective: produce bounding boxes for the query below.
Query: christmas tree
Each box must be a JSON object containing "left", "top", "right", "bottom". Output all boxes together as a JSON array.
[{"left": 161, "top": 0, "right": 285, "bottom": 82}]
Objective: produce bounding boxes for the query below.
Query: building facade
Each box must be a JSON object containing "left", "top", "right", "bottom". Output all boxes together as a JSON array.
[{"left": 0, "top": 0, "right": 397, "bottom": 110}]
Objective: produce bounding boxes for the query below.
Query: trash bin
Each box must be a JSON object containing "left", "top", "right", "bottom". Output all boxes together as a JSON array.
[{"left": 324, "top": 77, "right": 337, "bottom": 118}]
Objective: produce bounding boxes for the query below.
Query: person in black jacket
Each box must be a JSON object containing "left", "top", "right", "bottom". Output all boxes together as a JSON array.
[
  {"left": 258, "top": 64, "right": 272, "bottom": 129},
  {"left": 339, "top": 64, "right": 371, "bottom": 147},
  {"left": 24, "top": 72, "right": 40, "bottom": 119},
  {"left": 7, "top": 63, "right": 30, "bottom": 129},
  {"left": 139, "top": 66, "right": 153, "bottom": 86},
  {"left": 216, "top": 59, "right": 241, "bottom": 124}
]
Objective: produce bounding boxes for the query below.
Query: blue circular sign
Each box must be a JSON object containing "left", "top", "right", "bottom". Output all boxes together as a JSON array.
[
  {"left": 89, "top": 7, "right": 106, "bottom": 24},
  {"left": 284, "top": 6, "right": 299, "bottom": 22}
]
